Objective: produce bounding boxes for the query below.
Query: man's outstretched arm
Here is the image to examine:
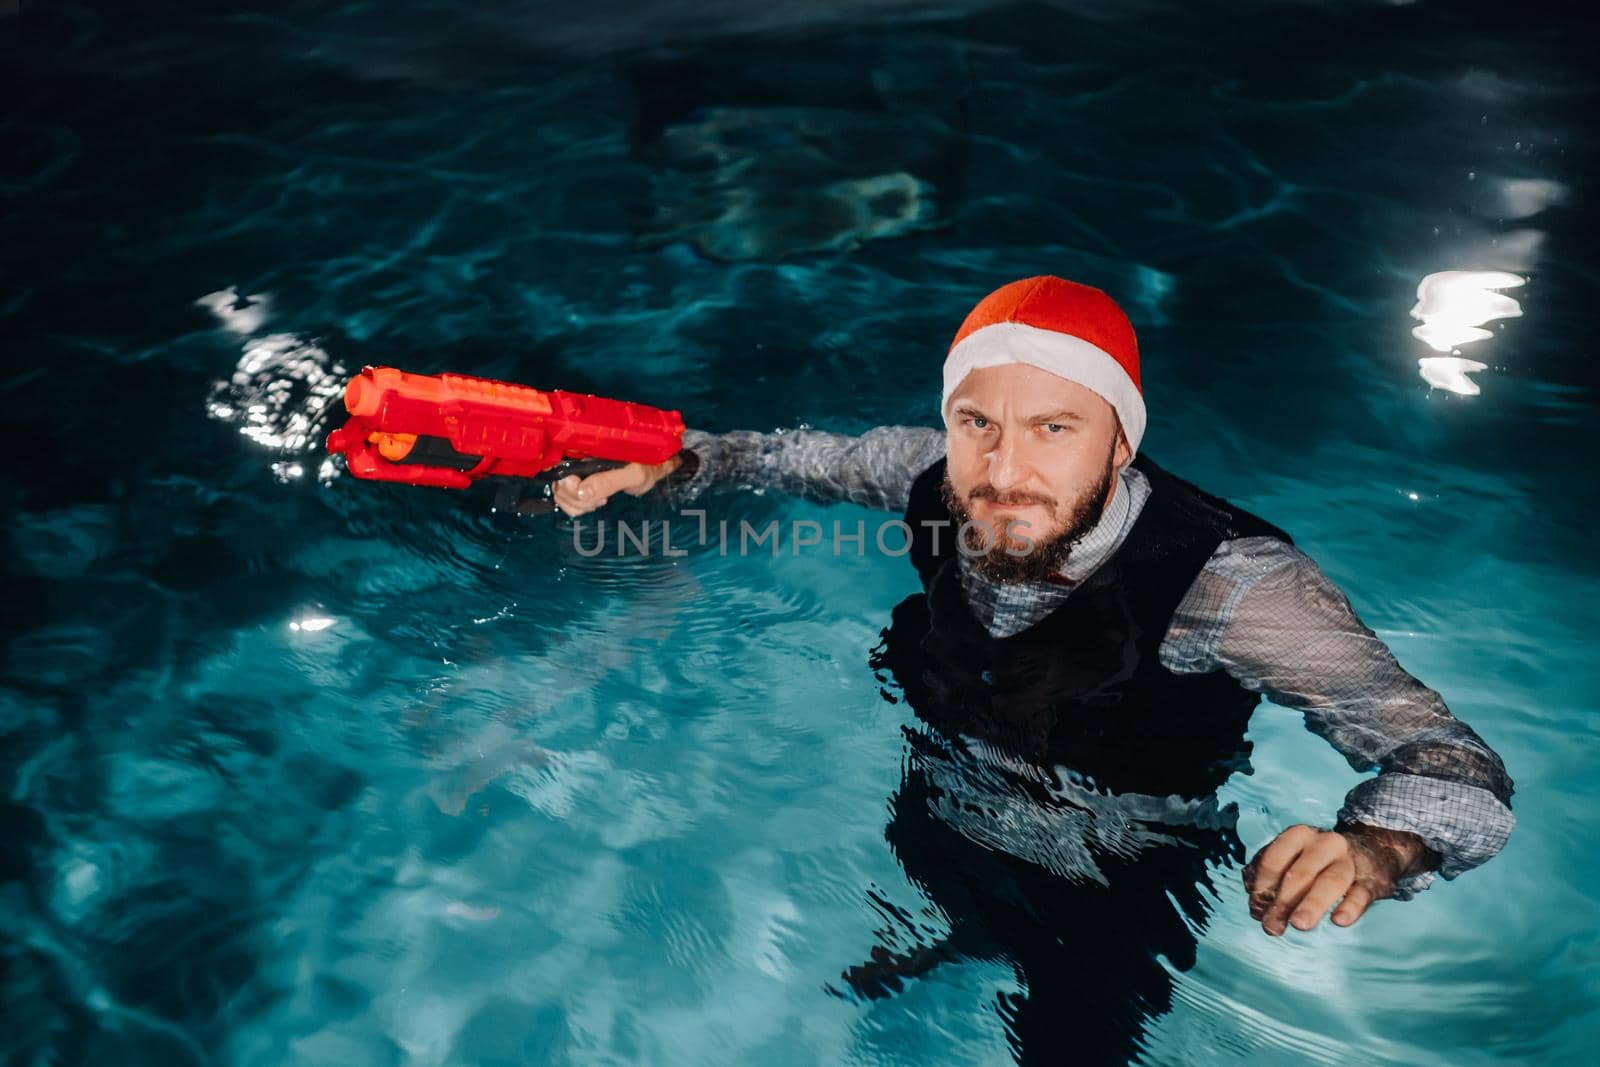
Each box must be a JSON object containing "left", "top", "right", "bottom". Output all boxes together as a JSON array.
[
  {"left": 553, "top": 425, "right": 946, "bottom": 517},
  {"left": 1163, "top": 536, "right": 1516, "bottom": 934}
]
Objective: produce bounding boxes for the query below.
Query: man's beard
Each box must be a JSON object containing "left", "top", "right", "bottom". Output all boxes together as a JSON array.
[{"left": 939, "top": 446, "right": 1119, "bottom": 584}]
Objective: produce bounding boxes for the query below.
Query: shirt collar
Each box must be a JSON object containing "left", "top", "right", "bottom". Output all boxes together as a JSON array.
[{"left": 1052, "top": 463, "right": 1148, "bottom": 584}]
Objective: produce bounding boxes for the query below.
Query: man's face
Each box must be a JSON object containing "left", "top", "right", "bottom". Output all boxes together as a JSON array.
[{"left": 942, "top": 363, "right": 1131, "bottom": 582}]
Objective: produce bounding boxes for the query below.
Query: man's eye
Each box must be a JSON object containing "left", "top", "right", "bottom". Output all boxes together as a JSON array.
[
  {"left": 1044, "top": 423, "right": 1065, "bottom": 434},
  {"left": 969, "top": 417, "right": 989, "bottom": 430}
]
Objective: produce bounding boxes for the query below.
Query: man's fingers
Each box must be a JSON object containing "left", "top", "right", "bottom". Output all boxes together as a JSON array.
[
  {"left": 1288, "top": 865, "right": 1355, "bottom": 932},
  {"left": 552, "top": 475, "right": 608, "bottom": 517},
  {"left": 1245, "top": 827, "right": 1389, "bottom": 936},
  {"left": 549, "top": 464, "right": 660, "bottom": 517},
  {"left": 548, "top": 456, "right": 677, "bottom": 516},
  {"left": 1331, "top": 883, "right": 1376, "bottom": 927},
  {"left": 1243, "top": 823, "right": 1319, "bottom": 903},
  {"left": 1246, "top": 828, "right": 1347, "bottom": 935},
  {"left": 576, "top": 467, "right": 639, "bottom": 501},
  {"left": 1261, "top": 840, "right": 1348, "bottom": 935}
]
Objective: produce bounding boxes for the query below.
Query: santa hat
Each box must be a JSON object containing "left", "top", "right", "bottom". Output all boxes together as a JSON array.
[{"left": 942, "top": 276, "right": 1145, "bottom": 457}]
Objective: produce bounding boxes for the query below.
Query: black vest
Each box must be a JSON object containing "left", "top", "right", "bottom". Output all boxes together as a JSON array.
[{"left": 875, "top": 453, "right": 1294, "bottom": 800}]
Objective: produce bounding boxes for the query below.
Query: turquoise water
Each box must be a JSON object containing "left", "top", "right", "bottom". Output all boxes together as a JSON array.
[{"left": 3, "top": 1, "right": 1597, "bottom": 1064}]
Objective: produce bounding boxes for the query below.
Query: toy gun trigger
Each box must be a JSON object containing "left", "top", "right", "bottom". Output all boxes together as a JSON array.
[
  {"left": 492, "top": 484, "right": 557, "bottom": 516},
  {"left": 493, "top": 458, "right": 630, "bottom": 517},
  {"left": 535, "top": 457, "right": 629, "bottom": 483}
]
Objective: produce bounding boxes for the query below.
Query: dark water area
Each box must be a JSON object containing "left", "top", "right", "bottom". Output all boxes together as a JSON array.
[{"left": 4, "top": 1, "right": 1597, "bottom": 1064}]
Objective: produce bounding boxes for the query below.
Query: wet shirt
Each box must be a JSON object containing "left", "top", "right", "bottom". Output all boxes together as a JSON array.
[{"left": 663, "top": 425, "right": 1517, "bottom": 898}]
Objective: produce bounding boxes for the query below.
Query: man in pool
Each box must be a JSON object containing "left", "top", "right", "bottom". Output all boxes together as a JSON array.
[{"left": 551, "top": 276, "right": 1516, "bottom": 1063}]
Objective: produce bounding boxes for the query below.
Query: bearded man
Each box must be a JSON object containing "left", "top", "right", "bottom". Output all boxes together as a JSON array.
[{"left": 553, "top": 276, "right": 1516, "bottom": 1064}]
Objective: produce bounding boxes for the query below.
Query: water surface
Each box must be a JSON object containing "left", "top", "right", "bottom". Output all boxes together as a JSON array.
[{"left": 3, "top": 1, "right": 1597, "bottom": 1064}]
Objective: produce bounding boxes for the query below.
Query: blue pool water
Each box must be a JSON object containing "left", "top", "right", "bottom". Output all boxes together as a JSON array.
[{"left": 4, "top": 1, "right": 1597, "bottom": 1064}]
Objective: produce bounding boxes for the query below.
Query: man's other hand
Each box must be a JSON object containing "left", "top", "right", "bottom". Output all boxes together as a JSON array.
[
  {"left": 1241, "top": 822, "right": 1441, "bottom": 936},
  {"left": 551, "top": 455, "right": 684, "bottom": 518}
]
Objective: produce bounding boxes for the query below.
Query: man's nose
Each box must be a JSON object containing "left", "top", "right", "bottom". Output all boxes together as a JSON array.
[{"left": 986, "top": 439, "right": 1027, "bottom": 491}]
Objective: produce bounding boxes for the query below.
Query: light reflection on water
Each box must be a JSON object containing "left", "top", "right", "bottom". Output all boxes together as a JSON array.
[
  {"left": 1409, "top": 270, "right": 1525, "bottom": 397},
  {"left": 202, "top": 302, "right": 347, "bottom": 485}
]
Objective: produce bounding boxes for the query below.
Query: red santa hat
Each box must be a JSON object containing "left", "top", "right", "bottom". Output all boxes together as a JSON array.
[{"left": 942, "top": 276, "right": 1145, "bottom": 457}]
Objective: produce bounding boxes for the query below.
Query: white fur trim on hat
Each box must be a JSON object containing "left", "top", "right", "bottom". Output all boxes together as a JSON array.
[{"left": 941, "top": 321, "right": 1146, "bottom": 456}]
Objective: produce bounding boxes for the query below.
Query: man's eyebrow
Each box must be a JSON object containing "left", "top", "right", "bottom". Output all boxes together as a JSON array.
[
  {"left": 952, "top": 403, "right": 989, "bottom": 419},
  {"left": 1029, "top": 410, "right": 1086, "bottom": 424}
]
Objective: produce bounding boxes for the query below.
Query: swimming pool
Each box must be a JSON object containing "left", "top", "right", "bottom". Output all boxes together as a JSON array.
[{"left": 4, "top": 1, "right": 1596, "bottom": 1063}]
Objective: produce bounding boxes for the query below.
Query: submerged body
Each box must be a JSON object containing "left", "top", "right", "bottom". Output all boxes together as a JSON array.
[{"left": 867, "top": 451, "right": 1293, "bottom": 1062}]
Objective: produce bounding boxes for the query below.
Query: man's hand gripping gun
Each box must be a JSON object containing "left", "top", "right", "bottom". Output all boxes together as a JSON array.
[{"left": 324, "top": 366, "right": 685, "bottom": 514}]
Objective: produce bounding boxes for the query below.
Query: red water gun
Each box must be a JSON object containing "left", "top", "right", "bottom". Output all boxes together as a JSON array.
[{"left": 325, "top": 366, "right": 685, "bottom": 509}]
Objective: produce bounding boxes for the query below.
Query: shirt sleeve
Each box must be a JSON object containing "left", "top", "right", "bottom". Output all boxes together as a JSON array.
[
  {"left": 656, "top": 425, "right": 947, "bottom": 513},
  {"left": 1161, "top": 536, "right": 1517, "bottom": 900}
]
